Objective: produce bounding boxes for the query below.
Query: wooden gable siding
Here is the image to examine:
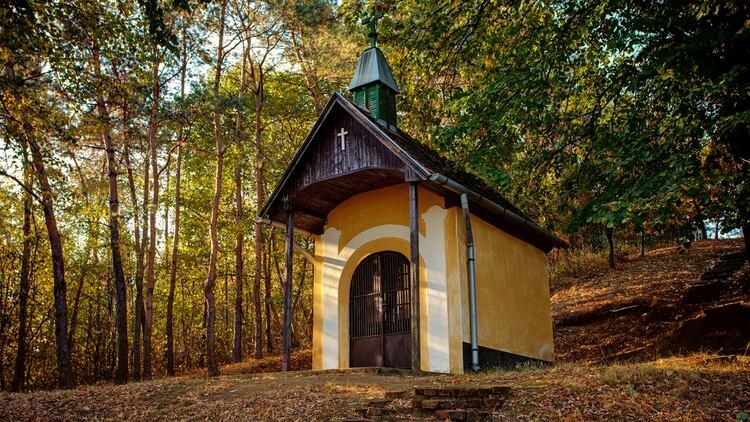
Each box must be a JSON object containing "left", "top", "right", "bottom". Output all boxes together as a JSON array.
[
  {"left": 269, "top": 105, "right": 410, "bottom": 233},
  {"left": 286, "top": 107, "right": 405, "bottom": 195}
]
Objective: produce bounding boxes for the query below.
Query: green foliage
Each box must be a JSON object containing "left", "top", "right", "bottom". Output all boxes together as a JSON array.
[
  {"left": 1, "top": 0, "right": 748, "bottom": 390},
  {"left": 374, "top": 0, "right": 748, "bottom": 246}
]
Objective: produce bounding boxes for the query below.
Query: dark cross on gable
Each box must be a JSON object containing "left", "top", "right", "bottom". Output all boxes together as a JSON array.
[{"left": 362, "top": 12, "right": 384, "bottom": 48}]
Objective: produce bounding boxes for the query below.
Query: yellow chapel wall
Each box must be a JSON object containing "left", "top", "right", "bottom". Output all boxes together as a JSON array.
[
  {"left": 311, "top": 183, "right": 463, "bottom": 373},
  {"left": 450, "top": 212, "right": 555, "bottom": 362},
  {"left": 312, "top": 182, "right": 555, "bottom": 373}
]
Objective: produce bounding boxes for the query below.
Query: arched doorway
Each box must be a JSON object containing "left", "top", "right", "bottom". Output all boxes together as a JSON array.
[{"left": 349, "top": 251, "right": 411, "bottom": 368}]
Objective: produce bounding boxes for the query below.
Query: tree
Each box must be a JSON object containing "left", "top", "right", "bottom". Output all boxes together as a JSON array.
[
  {"left": 231, "top": 37, "right": 248, "bottom": 363},
  {"left": 27, "top": 129, "right": 75, "bottom": 389},
  {"left": 92, "top": 37, "right": 129, "bottom": 384},
  {"left": 166, "top": 24, "right": 188, "bottom": 377},
  {"left": 205, "top": 0, "right": 228, "bottom": 377},
  {"left": 143, "top": 45, "right": 160, "bottom": 381},
  {"left": 10, "top": 145, "right": 33, "bottom": 392}
]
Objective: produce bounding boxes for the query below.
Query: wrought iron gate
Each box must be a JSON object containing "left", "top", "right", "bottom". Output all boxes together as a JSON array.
[{"left": 350, "top": 251, "right": 411, "bottom": 368}]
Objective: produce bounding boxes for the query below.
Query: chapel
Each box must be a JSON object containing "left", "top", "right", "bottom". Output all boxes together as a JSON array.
[{"left": 259, "top": 14, "right": 568, "bottom": 373}]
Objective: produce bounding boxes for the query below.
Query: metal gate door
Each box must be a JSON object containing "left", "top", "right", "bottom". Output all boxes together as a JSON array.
[{"left": 350, "top": 251, "right": 411, "bottom": 368}]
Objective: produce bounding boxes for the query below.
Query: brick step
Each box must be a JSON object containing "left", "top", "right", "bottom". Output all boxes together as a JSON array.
[
  {"left": 435, "top": 409, "right": 492, "bottom": 421},
  {"left": 414, "top": 386, "right": 510, "bottom": 399},
  {"left": 414, "top": 397, "right": 504, "bottom": 410}
]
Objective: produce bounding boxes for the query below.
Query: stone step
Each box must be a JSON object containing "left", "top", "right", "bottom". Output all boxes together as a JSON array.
[
  {"left": 367, "top": 399, "right": 391, "bottom": 408},
  {"left": 701, "top": 273, "right": 733, "bottom": 281},
  {"left": 683, "top": 281, "right": 725, "bottom": 304},
  {"left": 698, "top": 252, "right": 747, "bottom": 282},
  {"left": 354, "top": 408, "right": 368, "bottom": 417},
  {"left": 365, "top": 407, "right": 390, "bottom": 417},
  {"left": 351, "top": 385, "right": 509, "bottom": 421},
  {"left": 384, "top": 390, "right": 408, "bottom": 400}
]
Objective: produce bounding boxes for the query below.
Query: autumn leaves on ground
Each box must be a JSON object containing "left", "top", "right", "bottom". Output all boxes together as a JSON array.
[{"left": 0, "top": 239, "right": 748, "bottom": 421}]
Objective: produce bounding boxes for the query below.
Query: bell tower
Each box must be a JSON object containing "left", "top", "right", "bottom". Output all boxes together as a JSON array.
[{"left": 348, "top": 12, "right": 399, "bottom": 130}]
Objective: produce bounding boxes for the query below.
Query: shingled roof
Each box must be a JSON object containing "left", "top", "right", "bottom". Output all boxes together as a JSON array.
[
  {"left": 259, "top": 93, "right": 568, "bottom": 252},
  {"left": 354, "top": 101, "right": 525, "bottom": 217}
]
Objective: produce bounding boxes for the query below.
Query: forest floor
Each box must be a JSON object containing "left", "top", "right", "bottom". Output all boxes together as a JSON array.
[
  {"left": 552, "top": 238, "right": 750, "bottom": 363},
  {"left": 1, "top": 239, "right": 748, "bottom": 421}
]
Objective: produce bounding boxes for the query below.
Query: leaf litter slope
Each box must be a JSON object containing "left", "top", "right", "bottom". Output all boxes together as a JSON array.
[
  {"left": 0, "top": 355, "right": 747, "bottom": 421},
  {"left": 552, "top": 239, "right": 750, "bottom": 363},
  {"left": 1, "top": 239, "right": 748, "bottom": 420}
]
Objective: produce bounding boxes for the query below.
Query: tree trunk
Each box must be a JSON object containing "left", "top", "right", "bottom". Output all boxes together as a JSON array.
[
  {"left": 205, "top": 0, "right": 227, "bottom": 377},
  {"left": 64, "top": 150, "right": 96, "bottom": 358},
  {"left": 264, "top": 245, "right": 273, "bottom": 354},
  {"left": 290, "top": 255, "right": 308, "bottom": 349},
  {"left": 606, "top": 226, "right": 616, "bottom": 269},
  {"left": 232, "top": 45, "right": 248, "bottom": 363},
  {"left": 282, "top": 211, "right": 294, "bottom": 371},
  {"left": 253, "top": 61, "right": 267, "bottom": 359},
  {"left": 254, "top": 228, "right": 263, "bottom": 358},
  {"left": 640, "top": 227, "right": 645, "bottom": 257},
  {"left": 67, "top": 269, "right": 85, "bottom": 356},
  {"left": 166, "top": 28, "right": 187, "bottom": 377},
  {"left": 695, "top": 202, "right": 708, "bottom": 240},
  {"left": 25, "top": 126, "right": 74, "bottom": 389},
  {"left": 10, "top": 147, "right": 32, "bottom": 392},
  {"left": 124, "top": 136, "right": 147, "bottom": 381},
  {"left": 290, "top": 31, "right": 322, "bottom": 113},
  {"left": 93, "top": 41, "right": 129, "bottom": 384},
  {"left": 714, "top": 220, "right": 720, "bottom": 240},
  {"left": 143, "top": 48, "right": 160, "bottom": 381}
]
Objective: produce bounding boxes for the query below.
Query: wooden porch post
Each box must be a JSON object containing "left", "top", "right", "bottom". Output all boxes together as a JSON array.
[
  {"left": 409, "top": 182, "right": 421, "bottom": 372},
  {"left": 282, "top": 208, "right": 294, "bottom": 371}
]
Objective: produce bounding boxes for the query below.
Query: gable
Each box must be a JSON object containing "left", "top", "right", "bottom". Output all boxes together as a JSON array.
[
  {"left": 288, "top": 105, "right": 406, "bottom": 189},
  {"left": 262, "top": 98, "right": 414, "bottom": 234}
]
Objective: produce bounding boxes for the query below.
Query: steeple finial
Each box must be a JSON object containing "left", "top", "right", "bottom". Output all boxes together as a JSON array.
[{"left": 361, "top": 12, "right": 384, "bottom": 48}]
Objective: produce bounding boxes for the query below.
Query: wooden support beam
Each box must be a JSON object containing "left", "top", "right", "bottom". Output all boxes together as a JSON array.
[
  {"left": 409, "top": 182, "right": 421, "bottom": 373},
  {"left": 282, "top": 209, "right": 294, "bottom": 371},
  {"left": 293, "top": 243, "right": 314, "bottom": 265}
]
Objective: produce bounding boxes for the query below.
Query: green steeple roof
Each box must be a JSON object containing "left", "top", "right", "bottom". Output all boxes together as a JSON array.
[
  {"left": 349, "top": 12, "right": 399, "bottom": 129},
  {"left": 348, "top": 47, "right": 400, "bottom": 93}
]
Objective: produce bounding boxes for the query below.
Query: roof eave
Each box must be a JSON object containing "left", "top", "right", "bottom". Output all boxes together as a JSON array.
[{"left": 428, "top": 173, "right": 569, "bottom": 251}]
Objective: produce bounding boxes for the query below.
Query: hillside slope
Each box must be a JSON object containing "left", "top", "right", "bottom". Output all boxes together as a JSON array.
[
  {"left": 552, "top": 239, "right": 750, "bottom": 363},
  {"left": 0, "top": 239, "right": 748, "bottom": 421}
]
